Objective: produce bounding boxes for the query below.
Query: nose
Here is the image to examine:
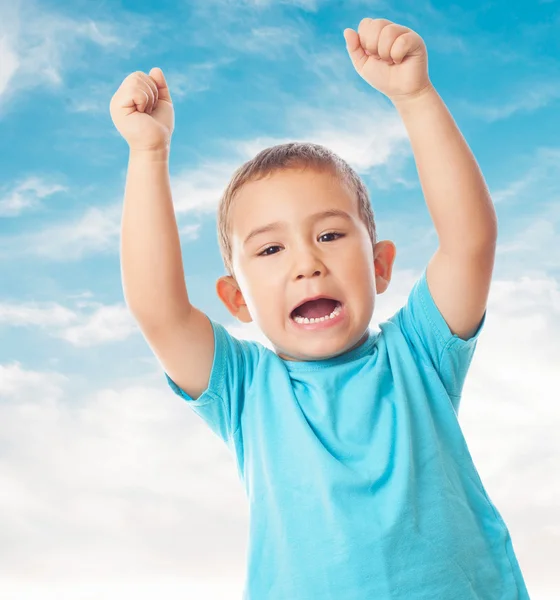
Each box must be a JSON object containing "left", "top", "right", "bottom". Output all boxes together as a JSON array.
[{"left": 293, "top": 247, "right": 325, "bottom": 280}]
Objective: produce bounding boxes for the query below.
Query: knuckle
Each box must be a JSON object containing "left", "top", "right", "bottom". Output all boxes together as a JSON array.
[
  {"left": 139, "top": 82, "right": 152, "bottom": 100},
  {"left": 357, "top": 17, "right": 372, "bottom": 33},
  {"left": 125, "top": 72, "right": 143, "bottom": 88},
  {"left": 127, "top": 71, "right": 143, "bottom": 83}
]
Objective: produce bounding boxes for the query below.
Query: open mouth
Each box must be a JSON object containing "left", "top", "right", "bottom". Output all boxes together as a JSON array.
[{"left": 290, "top": 298, "right": 343, "bottom": 324}]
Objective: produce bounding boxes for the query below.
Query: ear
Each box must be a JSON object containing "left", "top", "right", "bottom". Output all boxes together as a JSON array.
[
  {"left": 374, "top": 240, "right": 397, "bottom": 294},
  {"left": 216, "top": 276, "right": 253, "bottom": 323}
]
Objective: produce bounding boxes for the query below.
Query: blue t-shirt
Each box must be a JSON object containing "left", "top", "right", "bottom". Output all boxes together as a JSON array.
[{"left": 165, "top": 268, "right": 530, "bottom": 599}]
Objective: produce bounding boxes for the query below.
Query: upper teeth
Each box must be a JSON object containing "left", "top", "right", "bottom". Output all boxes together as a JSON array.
[{"left": 293, "top": 302, "right": 342, "bottom": 324}]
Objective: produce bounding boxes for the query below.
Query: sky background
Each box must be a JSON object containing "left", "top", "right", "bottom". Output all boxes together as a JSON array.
[{"left": 1, "top": 0, "right": 559, "bottom": 598}]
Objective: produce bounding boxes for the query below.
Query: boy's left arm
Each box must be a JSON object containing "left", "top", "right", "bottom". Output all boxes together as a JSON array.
[
  {"left": 344, "top": 19, "right": 498, "bottom": 341},
  {"left": 394, "top": 86, "right": 498, "bottom": 340}
]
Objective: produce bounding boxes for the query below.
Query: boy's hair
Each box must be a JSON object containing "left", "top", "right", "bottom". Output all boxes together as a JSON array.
[{"left": 217, "top": 142, "right": 377, "bottom": 277}]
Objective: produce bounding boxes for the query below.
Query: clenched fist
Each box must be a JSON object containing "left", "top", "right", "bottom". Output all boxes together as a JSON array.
[{"left": 110, "top": 67, "right": 174, "bottom": 152}]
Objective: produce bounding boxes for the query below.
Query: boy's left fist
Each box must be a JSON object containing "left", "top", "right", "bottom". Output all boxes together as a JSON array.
[{"left": 344, "top": 18, "right": 432, "bottom": 103}]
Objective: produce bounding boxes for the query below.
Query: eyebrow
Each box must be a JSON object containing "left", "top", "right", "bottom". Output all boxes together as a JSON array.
[{"left": 243, "top": 209, "right": 353, "bottom": 247}]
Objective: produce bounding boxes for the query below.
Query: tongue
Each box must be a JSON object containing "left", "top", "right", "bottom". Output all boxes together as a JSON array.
[{"left": 295, "top": 298, "right": 338, "bottom": 319}]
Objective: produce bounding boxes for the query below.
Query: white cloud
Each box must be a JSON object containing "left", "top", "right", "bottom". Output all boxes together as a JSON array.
[
  {"left": 73, "top": 58, "right": 235, "bottom": 115},
  {"left": 0, "top": 579, "right": 245, "bottom": 600},
  {"left": 0, "top": 1, "right": 147, "bottom": 110},
  {"left": 0, "top": 302, "right": 78, "bottom": 329},
  {"left": 0, "top": 32, "right": 20, "bottom": 98},
  {"left": 459, "top": 80, "right": 560, "bottom": 122},
  {"left": 0, "top": 363, "right": 248, "bottom": 595},
  {"left": 0, "top": 204, "right": 122, "bottom": 261},
  {"left": 192, "top": 0, "right": 322, "bottom": 12},
  {"left": 0, "top": 299, "right": 136, "bottom": 347},
  {"left": 0, "top": 177, "right": 68, "bottom": 217},
  {"left": 0, "top": 95, "right": 411, "bottom": 262}
]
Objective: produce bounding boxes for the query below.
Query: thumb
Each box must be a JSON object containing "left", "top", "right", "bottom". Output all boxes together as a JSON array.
[
  {"left": 344, "top": 28, "right": 368, "bottom": 70},
  {"left": 149, "top": 67, "right": 172, "bottom": 103}
]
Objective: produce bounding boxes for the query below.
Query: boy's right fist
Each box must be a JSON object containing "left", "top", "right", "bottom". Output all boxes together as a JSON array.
[{"left": 110, "top": 68, "right": 174, "bottom": 152}]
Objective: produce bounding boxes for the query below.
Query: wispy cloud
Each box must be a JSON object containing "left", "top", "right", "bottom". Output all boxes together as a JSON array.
[
  {"left": 193, "top": 0, "right": 322, "bottom": 12},
  {"left": 0, "top": 98, "right": 410, "bottom": 261},
  {"left": 0, "top": 177, "right": 68, "bottom": 217},
  {"left": 71, "top": 59, "right": 235, "bottom": 115},
  {"left": 0, "top": 299, "right": 136, "bottom": 347},
  {"left": 459, "top": 80, "right": 560, "bottom": 122},
  {"left": 0, "top": 2, "right": 148, "bottom": 109}
]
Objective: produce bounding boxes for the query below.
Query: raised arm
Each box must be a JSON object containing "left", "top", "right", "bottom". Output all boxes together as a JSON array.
[
  {"left": 111, "top": 69, "right": 214, "bottom": 399},
  {"left": 120, "top": 148, "right": 190, "bottom": 321},
  {"left": 345, "top": 19, "right": 497, "bottom": 341}
]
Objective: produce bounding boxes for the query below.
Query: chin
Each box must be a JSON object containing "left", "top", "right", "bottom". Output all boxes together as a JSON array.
[{"left": 277, "top": 340, "right": 349, "bottom": 362}]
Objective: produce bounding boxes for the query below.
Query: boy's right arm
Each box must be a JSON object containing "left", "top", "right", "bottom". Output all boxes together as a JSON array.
[
  {"left": 121, "top": 149, "right": 215, "bottom": 401},
  {"left": 111, "top": 69, "right": 214, "bottom": 401}
]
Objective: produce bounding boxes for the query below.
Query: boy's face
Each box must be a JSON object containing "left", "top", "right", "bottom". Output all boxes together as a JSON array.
[{"left": 217, "top": 167, "right": 396, "bottom": 362}]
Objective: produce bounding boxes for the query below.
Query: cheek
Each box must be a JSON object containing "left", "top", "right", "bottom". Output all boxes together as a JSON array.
[
  {"left": 344, "top": 257, "right": 376, "bottom": 293},
  {"left": 340, "top": 246, "right": 372, "bottom": 272},
  {"left": 250, "top": 258, "right": 285, "bottom": 283},
  {"left": 249, "top": 266, "right": 286, "bottom": 314},
  {"left": 244, "top": 267, "right": 280, "bottom": 302}
]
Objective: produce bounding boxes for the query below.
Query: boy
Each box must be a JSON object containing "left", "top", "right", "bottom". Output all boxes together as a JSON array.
[{"left": 110, "top": 17, "right": 530, "bottom": 600}]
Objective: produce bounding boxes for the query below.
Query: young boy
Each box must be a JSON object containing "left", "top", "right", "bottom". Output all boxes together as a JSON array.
[{"left": 110, "top": 17, "right": 530, "bottom": 600}]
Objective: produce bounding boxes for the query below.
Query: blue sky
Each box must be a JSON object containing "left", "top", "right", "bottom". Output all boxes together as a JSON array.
[{"left": 1, "top": 0, "right": 559, "bottom": 598}]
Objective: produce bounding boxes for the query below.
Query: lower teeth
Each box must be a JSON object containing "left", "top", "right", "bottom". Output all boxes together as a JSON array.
[{"left": 293, "top": 303, "right": 342, "bottom": 324}]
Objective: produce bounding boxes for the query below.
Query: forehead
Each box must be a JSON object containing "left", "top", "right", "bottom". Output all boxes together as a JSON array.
[{"left": 229, "top": 168, "right": 357, "bottom": 240}]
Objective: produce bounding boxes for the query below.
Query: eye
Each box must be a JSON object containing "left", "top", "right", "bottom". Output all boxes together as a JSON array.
[
  {"left": 258, "top": 245, "right": 281, "bottom": 257},
  {"left": 319, "top": 232, "right": 344, "bottom": 242},
  {"left": 257, "top": 233, "right": 344, "bottom": 257}
]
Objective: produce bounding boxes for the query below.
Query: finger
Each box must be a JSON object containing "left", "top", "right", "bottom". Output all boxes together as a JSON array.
[
  {"left": 390, "top": 32, "right": 412, "bottom": 64},
  {"left": 357, "top": 17, "right": 393, "bottom": 59},
  {"left": 391, "top": 31, "right": 424, "bottom": 64},
  {"left": 378, "top": 24, "right": 410, "bottom": 64},
  {"left": 139, "top": 83, "right": 154, "bottom": 114},
  {"left": 343, "top": 28, "right": 368, "bottom": 71},
  {"left": 140, "top": 89, "right": 150, "bottom": 112},
  {"left": 135, "top": 72, "right": 157, "bottom": 113},
  {"left": 131, "top": 89, "right": 150, "bottom": 113},
  {"left": 142, "top": 73, "right": 159, "bottom": 106},
  {"left": 113, "top": 87, "right": 150, "bottom": 114},
  {"left": 149, "top": 67, "right": 172, "bottom": 104}
]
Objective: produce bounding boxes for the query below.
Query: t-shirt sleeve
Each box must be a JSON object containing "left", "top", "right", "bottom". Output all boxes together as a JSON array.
[
  {"left": 164, "top": 318, "right": 260, "bottom": 445},
  {"left": 396, "top": 266, "right": 486, "bottom": 400}
]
